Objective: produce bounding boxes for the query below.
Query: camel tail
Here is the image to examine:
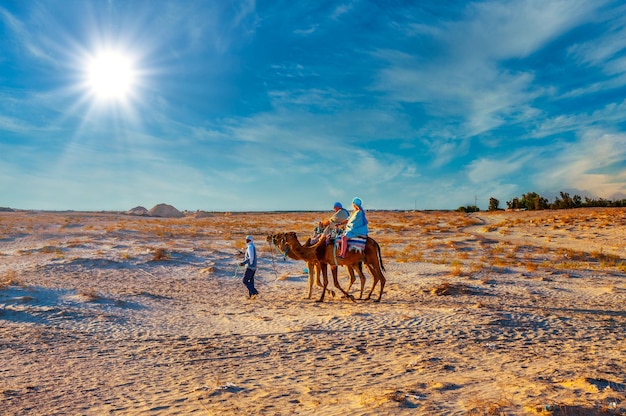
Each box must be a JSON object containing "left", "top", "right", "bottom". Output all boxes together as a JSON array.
[{"left": 377, "top": 242, "right": 385, "bottom": 272}]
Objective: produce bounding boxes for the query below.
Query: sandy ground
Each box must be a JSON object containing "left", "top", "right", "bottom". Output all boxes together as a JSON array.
[{"left": 1, "top": 209, "right": 625, "bottom": 415}]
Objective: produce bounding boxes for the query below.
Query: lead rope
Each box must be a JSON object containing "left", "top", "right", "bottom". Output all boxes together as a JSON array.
[
  {"left": 267, "top": 240, "right": 280, "bottom": 281},
  {"left": 267, "top": 238, "right": 291, "bottom": 282}
]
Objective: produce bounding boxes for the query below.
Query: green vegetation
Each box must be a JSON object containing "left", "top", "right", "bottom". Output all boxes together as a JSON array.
[
  {"left": 488, "top": 197, "right": 500, "bottom": 211},
  {"left": 457, "top": 205, "right": 480, "bottom": 213},
  {"left": 496, "top": 191, "right": 626, "bottom": 210}
]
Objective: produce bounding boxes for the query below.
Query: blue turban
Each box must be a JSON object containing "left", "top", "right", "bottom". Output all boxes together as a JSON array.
[
  {"left": 352, "top": 197, "right": 362, "bottom": 208},
  {"left": 333, "top": 202, "right": 343, "bottom": 209}
]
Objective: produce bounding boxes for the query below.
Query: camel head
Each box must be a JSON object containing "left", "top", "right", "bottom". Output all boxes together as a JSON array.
[
  {"left": 266, "top": 233, "right": 278, "bottom": 245},
  {"left": 283, "top": 232, "right": 303, "bottom": 247},
  {"left": 266, "top": 232, "right": 282, "bottom": 245},
  {"left": 267, "top": 232, "right": 290, "bottom": 252}
]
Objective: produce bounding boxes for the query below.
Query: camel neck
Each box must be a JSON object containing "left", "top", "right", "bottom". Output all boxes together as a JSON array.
[{"left": 287, "top": 237, "right": 316, "bottom": 260}]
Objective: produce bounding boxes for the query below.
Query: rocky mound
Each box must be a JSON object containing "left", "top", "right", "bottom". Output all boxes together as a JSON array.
[
  {"left": 148, "top": 203, "right": 184, "bottom": 218},
  {"left": 191, "top": 210, "right": 215, "bottom": 218},
  {"left": 125, "top": 206, "right": 149, "bottom": 216}
]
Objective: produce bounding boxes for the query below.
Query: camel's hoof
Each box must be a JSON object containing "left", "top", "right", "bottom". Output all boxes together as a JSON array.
[
  {"left": 374, "top": 299, "right": 381, "bottom": 303},
  {"left": 315, "top": 299, "right": 324, "bottom": 303}
]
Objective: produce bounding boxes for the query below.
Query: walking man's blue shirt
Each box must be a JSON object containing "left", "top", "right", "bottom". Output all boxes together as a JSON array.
[
  {"left": 240, "top": 235, "right": 258, "bottom": 298},
  {"left": 242, "top": 241, "right": 257, "bottom": 270}
]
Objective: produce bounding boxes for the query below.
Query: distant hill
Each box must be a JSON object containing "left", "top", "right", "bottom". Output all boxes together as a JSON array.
[
  {"left": 148, "top": 203, "right": 184, "bottom": 218},
  {"left": 125, "top": 206, "right": 149, "bottom": 216}
]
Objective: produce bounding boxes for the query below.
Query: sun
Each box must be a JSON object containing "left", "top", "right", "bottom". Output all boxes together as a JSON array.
[{"left": 86, "top": 51, "right": 135, "bottom": 100}]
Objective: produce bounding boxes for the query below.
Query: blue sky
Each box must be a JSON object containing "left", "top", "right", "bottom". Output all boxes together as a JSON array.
[{"left": 1, "top": 0, "right": 626, "bottom": 211}]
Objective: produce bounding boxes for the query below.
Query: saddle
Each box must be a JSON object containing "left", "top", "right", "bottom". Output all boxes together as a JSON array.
[
  {"left": 329, "top": 236, "right": 367, "bottom": 253},
  {"left": 345, "top": 237, "right": 366, "bottom": 253}
]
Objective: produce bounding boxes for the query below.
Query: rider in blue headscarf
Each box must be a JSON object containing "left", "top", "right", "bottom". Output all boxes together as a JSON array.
[{"left": 338, "top": 197, "right": 368, "bottom": 258}]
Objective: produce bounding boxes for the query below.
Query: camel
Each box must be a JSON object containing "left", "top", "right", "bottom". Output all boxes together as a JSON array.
[
  {"left": 281, "top": 232, "right": 387, "bottom": 302},
  {"left": 267, "top": 233, "right": 331, "bottom": 299},
  {"left": 269, "top": 232, "right": 365, "bottom": 300}
]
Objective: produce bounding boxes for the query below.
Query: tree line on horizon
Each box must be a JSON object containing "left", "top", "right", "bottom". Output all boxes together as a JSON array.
[{"left": 458, "top": 191, "right": 626, "bottom": 212}]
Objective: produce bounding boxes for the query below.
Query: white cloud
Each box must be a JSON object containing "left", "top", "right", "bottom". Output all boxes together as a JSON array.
[
  {"left": 372, "top": 0, "right": 605, "bottom": 141},
  {"left": 567, "top": 9, "right": 626, "bottom": 70},
  {"left": 533, "top": 98, "right": 626, "bottom": 138},
  {"left": 331, "top": 2, "right": 355, "bottom": 20},
  {"left": 0, "top": 6, "right": 55, "bottom": 62},
  {"left": 467, "top": 153, "right": 530, "bottom": 184},
  {"left": 447, "top": 0, "right": 598, "bottom": 60},
  {"left": 533, "top": 130, "right": 626, "bottom": 198}
]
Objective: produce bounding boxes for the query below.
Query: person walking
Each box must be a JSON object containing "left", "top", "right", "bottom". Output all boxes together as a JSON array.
[{"left": 239, "top": 235, "right": 259, "bottom": 299}]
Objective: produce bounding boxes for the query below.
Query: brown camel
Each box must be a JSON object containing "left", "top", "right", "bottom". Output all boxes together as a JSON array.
[
  {"left": 267, "top": 233, "right": 332, "bottom": 299},
  {"left": 282, "top": 232, "right": 387, "bottom": 302},
  {"left": 270, "top": 232, "right": 365, "bottom": 300}
]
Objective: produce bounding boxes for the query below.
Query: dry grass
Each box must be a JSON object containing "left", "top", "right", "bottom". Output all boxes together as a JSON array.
[
  {"left": 466, "top": 396, "right": 513, "bottom": 415},
  {"left": 525, "top": 261, "right": 539, "bottom": 272},
  {"left": 199, "top": 265, "right": 216, "bottom": 274},
  {"left": 1, "top": 269, "right": 22, "bottom": 289},
  {"left": 449, "top": 260, "right": 463, "bottom": 276},
  {"left": 151, "top": 248, "right": 169, "bottom": 261},
  {"left": 1, "top": 208, "right": 624, "bottom": 275},
  {"left": 429, "top": 281, "right": 475, "bottom": 296},
  {"left": 77, "top": 288, "right": 101, "bottom": 302}
]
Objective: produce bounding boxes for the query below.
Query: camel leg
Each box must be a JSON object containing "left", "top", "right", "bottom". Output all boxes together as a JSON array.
[
  {"left": 312, "top": 262, "right": 335, "bottom": 297},
  {"left": 339, "top": 266, "right": 355, "bottom": 299},
  {"left": 307, "top": 262, "right": 333, "bottom": 299},
  {"left": 316, "top": 263, "right": 330, "bottom": 302},
  {"left": 331, "top": 266, "right": 355, "bottom": 302},
  {"left": 365, "top": 263, "right": 386, "bottom": 302},
  {"left": 345, "top": 266, "right": 356, "bottom": 293},
  {"left": 314, "top": 262, "right": 322, "bottom": 287},
  {"left": 376, "top": 271, "right": 386, "bottom": 302},
  {"left": 364, "top": 264, "right": 380, "bottom": 301},
  {"left": 306, "top": 262, "right": 315, "bottom": 299},
  {"left": 355, "top": 262, "right": 366, "bottom": 300},
  {"left": 372, "top": 246, "right": 386, "bottom": 302}
]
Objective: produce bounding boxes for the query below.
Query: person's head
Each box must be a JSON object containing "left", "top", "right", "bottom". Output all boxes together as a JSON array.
[
  {"left": 333, "top": 202, "right": 343, "bottom": 211},
  {"left": 246, "top": 235, "right": 253, "bottom": 243},
  {"left": 352, "top": 197, "right": 363, "bottom": 210}
]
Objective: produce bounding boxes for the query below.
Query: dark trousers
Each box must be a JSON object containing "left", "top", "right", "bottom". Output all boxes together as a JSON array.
[{"left": 243, "top": 268, "right": 258, "bottom": 297}]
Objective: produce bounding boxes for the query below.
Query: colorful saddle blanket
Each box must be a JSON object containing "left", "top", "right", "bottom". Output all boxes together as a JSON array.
[{"left": 347, "top": 237, "right": 367, "bottom": 253}]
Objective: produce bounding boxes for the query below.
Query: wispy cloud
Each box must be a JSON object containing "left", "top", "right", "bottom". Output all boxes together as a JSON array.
[
  {"left": 536, "top": 130, "right": 626, "bottom": 198},
  {"left": 371, "top": 0, "right": 606, "bottom": 139},
  {"left": 466, "top": 152, "right": 534, "bottom": 184}
]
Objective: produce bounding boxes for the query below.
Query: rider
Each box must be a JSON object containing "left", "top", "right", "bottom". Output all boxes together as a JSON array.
[
  {"left": 312, "top": 202, "right": 350, "bottom": 243},
  {"left": 338, "top": 197, "right": 368, "bottom": 258}
]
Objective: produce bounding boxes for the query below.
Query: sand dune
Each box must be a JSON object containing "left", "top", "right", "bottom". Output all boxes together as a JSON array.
[{"left": 1, "top": 209, "right": 624, "bottom": 415}]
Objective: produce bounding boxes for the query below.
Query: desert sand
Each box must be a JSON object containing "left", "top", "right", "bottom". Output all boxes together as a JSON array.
[{"left": 1, "top": 208, "right": 624, "bottom": 415}]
